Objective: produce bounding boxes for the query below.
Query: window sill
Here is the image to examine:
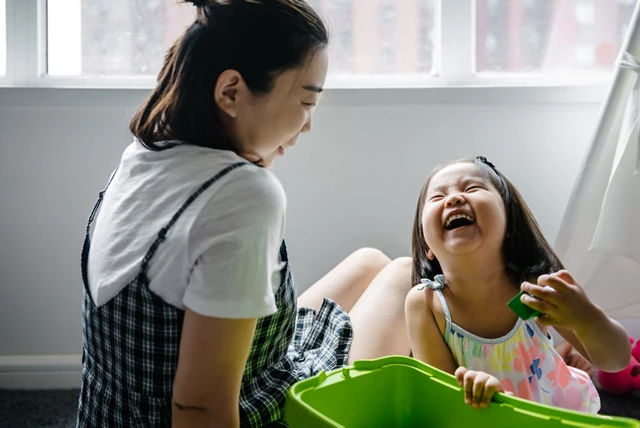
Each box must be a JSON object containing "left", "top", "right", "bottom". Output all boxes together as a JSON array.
[{"left": 0, "top": 79, "right": 610, "bottom": 106}]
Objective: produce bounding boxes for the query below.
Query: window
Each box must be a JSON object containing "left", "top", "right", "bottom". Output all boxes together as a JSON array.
[
  {"left": 476, "top": 0, "right": 636, "bottom": 74},
  {"left": 309, "top": 0, "right": 439, "bottom": 78},
  {"left": 0, "top": 0, "right": 5, "bottom": 75},
  {"left": 47, "top": 0, "right": 194, "bottom": 76},
  {"left": 46, "top": 0, "right": 439, "bottom": 79},
  {"left": 2, "top": 0, "right": 637, "bottom": 87}
]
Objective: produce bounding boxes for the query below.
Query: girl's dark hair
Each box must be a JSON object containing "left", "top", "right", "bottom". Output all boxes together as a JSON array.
[
  {"left": 410, "top": 157, "right": 564, "bottom": 286},
  {"left": 130, "top": 0, "right": 328, "bottom": 151}
]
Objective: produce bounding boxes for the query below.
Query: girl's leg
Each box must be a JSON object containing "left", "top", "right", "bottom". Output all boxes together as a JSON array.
[
  {"left": 297, "top": 247, "right": 391, "bottom": 313},
  {"left": 347, "top": 257, "right": 413, "bottom": 363}
]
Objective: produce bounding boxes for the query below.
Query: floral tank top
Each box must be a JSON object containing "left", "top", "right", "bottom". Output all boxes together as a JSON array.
[{"left": 418, "top": 276, "right": 600, "bottom": 413}]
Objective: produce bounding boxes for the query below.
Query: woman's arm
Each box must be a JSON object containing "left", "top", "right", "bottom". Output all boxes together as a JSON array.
[
  {"left": 172, "top": 308, "right": 257, "bottom": 428},
  {"left": 405, "top": 287, "right": 457, "bottom": 373},
  {"left": 521, "top": 270, "right": 630, "bottom": 372}
]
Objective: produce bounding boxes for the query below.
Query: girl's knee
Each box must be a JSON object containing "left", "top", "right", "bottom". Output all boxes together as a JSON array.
[
  {"left": 383, "top": 257, "right": 413, "bottom": 289},
  {"left": 388, "top": 256, "right": 412, "bottom": 274},
  {"left": 350, "top": 247, "right": 391, "bottom": 272}
]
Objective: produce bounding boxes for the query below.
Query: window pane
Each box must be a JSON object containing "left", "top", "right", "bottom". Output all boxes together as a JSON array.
[
  {"left": 476, "top": 0, "right": 636, "bottom": 73},
  {"left": 47, "top": 0, "right": 195, "bottom": 76},
  {"left": 48, "top": 0, "right": 438, "bottom": 78},
  {"left": 0, "top": 0, "right": 5, "bottom": 76},
  {"left": 309, "top": 0, "right": 438, "bottom": 77}
]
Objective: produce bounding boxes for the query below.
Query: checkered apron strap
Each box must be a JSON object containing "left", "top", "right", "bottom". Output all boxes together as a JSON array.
[
  {"left": 81, "top": 167, "right": 119, "bottom": 298},
  {"left": 137, "top": 161, "right": 249, "bottom": 276}
]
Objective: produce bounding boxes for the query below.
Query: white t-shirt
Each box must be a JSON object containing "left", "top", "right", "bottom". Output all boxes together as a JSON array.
[{"left": 87, "top": 140, "right": 286, "bottom": 318}]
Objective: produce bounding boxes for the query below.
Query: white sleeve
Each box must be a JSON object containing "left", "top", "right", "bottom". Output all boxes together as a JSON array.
[{"left": 182, "top": 167, "right": 286, "bottom": 318}]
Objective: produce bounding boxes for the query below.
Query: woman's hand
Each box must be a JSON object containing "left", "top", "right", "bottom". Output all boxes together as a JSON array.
[{"left": 455, "top": 367, "right": 505, "bottom": 409}]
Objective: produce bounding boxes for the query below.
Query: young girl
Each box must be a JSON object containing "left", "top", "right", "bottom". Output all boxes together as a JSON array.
[
  {"left": 78, "top": 1, "right": 412, "bottom": 427},
  {"left": 405, "top": 156, "right": 630, "bottom": 413}
]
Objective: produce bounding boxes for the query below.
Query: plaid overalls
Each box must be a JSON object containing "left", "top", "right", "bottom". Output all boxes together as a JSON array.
[{"left": 77, "top": 161, "right": 352, "bottom": 427}]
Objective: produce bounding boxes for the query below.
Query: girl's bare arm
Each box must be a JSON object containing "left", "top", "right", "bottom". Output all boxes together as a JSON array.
[{"left": 405, "top": 287, "right": 457, "bottom": 373}]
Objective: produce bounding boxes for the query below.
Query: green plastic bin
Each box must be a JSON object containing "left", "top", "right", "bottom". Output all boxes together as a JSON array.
[{"left": 285, "top": 356, "right": 639, "bottom": 428}]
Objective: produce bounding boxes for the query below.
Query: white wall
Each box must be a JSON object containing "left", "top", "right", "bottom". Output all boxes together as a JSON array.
[{"left": 1, "top": 85, "right": 635, "bottom": 388}]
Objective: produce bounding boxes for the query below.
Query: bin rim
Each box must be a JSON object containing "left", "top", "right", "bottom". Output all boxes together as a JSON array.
[{"left": 286, "top": 355, "right": 640, "bottom": 427}]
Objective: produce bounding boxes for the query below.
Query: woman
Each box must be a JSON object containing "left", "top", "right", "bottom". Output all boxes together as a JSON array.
[{"left": 77, "top": 1, "right": 412, "bottom": 427}]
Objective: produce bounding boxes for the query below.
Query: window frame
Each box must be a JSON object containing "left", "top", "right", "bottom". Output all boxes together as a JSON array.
[{"left": 0, "top": 0, "right": 619, "bottom": 90}]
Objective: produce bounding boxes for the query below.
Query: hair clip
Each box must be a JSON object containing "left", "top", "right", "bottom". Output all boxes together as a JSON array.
[{"left": 475, "top": 156, "right": 497, "bottom": 170}]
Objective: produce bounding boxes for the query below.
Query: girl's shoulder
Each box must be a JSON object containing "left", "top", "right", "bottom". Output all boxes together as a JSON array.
[
  {"left": 406, "top": 275, "right": 445, "bottom": 311},
  {"left": 406, "top": 284, "right": 431, "bottom": 311},
  {"left": 406, "top": 284, "right": 447, "bottom": 335}
]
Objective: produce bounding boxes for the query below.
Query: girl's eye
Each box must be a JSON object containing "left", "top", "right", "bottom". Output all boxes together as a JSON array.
[
  {"left": 428, "top": 195, "right": 444, "bottom": 202},
  {"left": 466, "top": 186, "right": 481, "bottom": 192},
  {"left": 302, "top": 102, "right": 316, "bottom": 108}
]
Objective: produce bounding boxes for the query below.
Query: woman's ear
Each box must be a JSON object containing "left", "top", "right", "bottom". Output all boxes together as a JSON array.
[
  {"left": 427, "top": 248, "right": 435, "bottom": 260},
  {"left": 214, "top": 69, "right": 245, "bottom": 119}
]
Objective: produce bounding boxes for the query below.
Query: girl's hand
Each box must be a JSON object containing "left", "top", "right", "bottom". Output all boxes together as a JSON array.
[
  {"left": 520, "top": 270, "right": 597, "bottom": 332},
  {"left": 521, "top": 270, "right": 630, "bottom": 372},
  {"left": 455, "top": 367, "right": 505, "bottom": 409},
  {"left": 555, "top": 340, "right": 593, "bottom": 376}
]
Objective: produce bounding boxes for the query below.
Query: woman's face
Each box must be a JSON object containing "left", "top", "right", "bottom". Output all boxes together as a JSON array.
[
  {"left": 234, "top": 48, "right": 329, "bottom": 167},
  {"left": 421, "top": 162, "right": 507, "bottom": 263}
]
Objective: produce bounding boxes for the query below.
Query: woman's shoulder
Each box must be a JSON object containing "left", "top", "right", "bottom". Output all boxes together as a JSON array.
[
  {"left": 125, "top": 140, "right": 285, "bottom": 201},
  {"left": 215, "top": 162, "right": 286, "bottom": 213},
  {"left": 187, "top": 154, "right": 286, "bottom": 230},
  {"left": 234, "top": 162, "right": 284, "bottom": 196}
]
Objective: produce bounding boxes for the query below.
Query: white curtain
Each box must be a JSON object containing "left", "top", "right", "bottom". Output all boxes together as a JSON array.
[{"left": 555, "top": 2, "right": 640, "bottom": 319}]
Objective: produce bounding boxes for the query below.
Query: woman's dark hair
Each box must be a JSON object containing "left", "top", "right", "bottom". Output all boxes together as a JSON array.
[
  {"left": 130, "top": 0, "right": 328, "bottom": 151},
  {"left": 410, "top": 157, "right": 564, "bottom": 287}
]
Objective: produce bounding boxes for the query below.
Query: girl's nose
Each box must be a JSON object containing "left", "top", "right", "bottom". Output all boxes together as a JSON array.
[{"left": 444, "top": 193, "right": 465, "bottom": 207}]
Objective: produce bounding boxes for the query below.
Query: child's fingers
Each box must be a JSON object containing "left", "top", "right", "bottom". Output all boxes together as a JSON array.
[
  {"left": 470, "top": 373, "right": 488, "bottom": 406},
  {"left": 554, "top": 341, "right": 572, "bottom": 358},
  {"left": 566, "top": 353, "right": 593, "bottom": 375},
  {"left": 520, "top": 291, "right": 556, "bottom": 315},
  {"left": 455, "top": 366, "right": 474, "bottom": 404},
  {"left": 478, "top": 374, "right": 504, "bottom": 409},
  {"left": 479, "top": 380, "right": 501, "bottom": 408},
  {"left": 455, "top": 366, "right": 467, "bottom": 384},
  {"left": 456, "top": 369, "right": 504, "bottom": 409},
  {"left": 460, "top": 369, "right": 477, "bottom": 404},
  {"left": 536, "top": 274, "right": 572, "bottom": 295},
  {"left": 553, "top": 269, "right": 576, "bottom": 284},
  {"left": 521, "top": 281, "right": 559, "bottom": 304}
]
